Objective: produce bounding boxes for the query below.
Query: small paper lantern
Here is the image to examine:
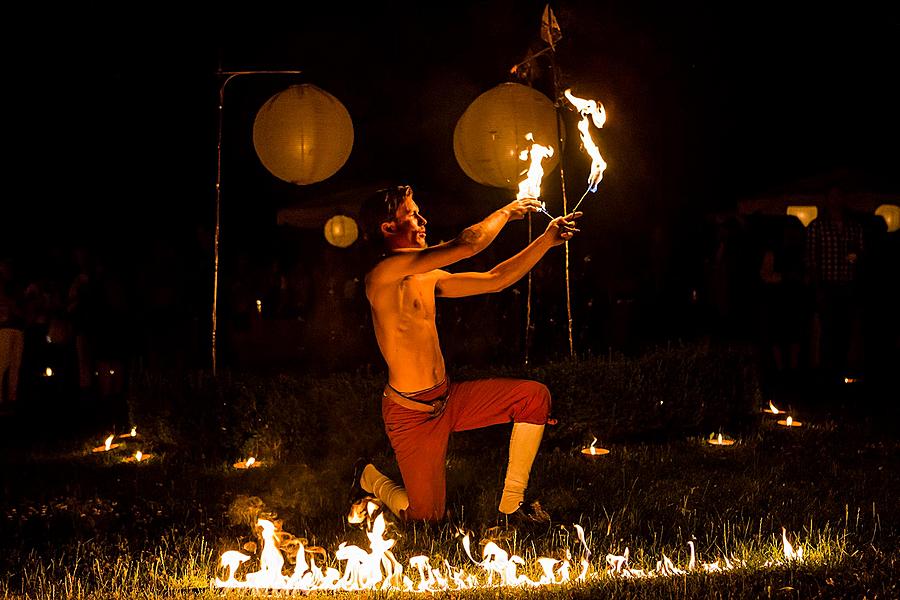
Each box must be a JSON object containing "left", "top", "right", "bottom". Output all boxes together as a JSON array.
[
  {"left": 253, "top": 84, "right": 354, "bottom": 185},
  {"left": 786, "top": 205, "right": 818, "bottom": 227},
  {"left": 453, "top": 83, "right": 559, "bottom": 190},
  {"left": 875, "top": 204, "right": 899, "bottom": 232},
  {"left": 324, "top": 215, "right": 358, "bottom": 248}
]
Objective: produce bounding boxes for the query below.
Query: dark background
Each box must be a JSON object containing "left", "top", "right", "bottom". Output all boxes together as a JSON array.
[{"left": 3, "top": 1, "right": 898, "bottom": 372}]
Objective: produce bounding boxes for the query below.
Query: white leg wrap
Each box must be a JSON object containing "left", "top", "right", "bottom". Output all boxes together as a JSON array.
[
  {"left": 361, "top": 464, "right": 409, "bottom": 517},
  {"left": 499, "top": 422, "right": 545, "bottom": 514}
]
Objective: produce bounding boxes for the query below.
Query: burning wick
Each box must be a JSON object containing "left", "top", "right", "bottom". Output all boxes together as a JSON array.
[
  {"left": 564, "top": 89, "right": 607, "bottom": 214},
  {"left": 44, "top": 367, "right": 53, "bottom": 377},
  {"left": 777, "top": 416, "right": 803, "bottom": 428},
  {"left": 707, "top": 433, "right": 735, "bottom": 446},
  {"left": 762, "top": 401, "right": 781, "bottom": 415},
  {"left": 124, "top": 450, "right": 152, "bottom": 463},
  {"left": 843, "top": 377, "right": 857, "bottom": 384},
  {"left": 256, "top": 299, "right": 262, "bottom": 314},
  {"left": 580, "top": 437, "right": 609, "bottom": 457},
  {"left": 117, "top": 426, "right": 138, "bottom": 439},
  {"left": 91, "top": 434, "right": 122, "bottom": 453},
  {"left": 233, "top": 457, "right": 262, "bottom": 469}
]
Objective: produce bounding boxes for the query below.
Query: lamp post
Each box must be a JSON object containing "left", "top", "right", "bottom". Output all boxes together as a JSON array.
[{"left": 212, "top": 70, "right": 302, "bottom": 375}]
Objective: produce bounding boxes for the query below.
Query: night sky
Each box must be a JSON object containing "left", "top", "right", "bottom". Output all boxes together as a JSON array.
[{"left": 5, "top": 2, "right": 899, "bottom": 265}]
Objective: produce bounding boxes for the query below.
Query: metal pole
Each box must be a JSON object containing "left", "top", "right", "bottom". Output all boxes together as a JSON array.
[
  {"left": 525, "top": 214, "right": 533, "bottom": 365},
  {"left": 548, "top": 52, "right": 575, "bottom": 357},
  {"left": 212, "top": 70, "right": 301, "bottom": 375}
]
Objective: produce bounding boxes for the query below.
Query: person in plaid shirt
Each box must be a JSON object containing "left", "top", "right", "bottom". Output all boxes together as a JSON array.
[{"left": 805, "top": 187, "right": 865, "bottom": 381}]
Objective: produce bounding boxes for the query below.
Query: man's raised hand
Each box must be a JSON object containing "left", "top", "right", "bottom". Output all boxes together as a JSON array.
[
  {"left": 505, "top": 198, "right": 543, "bottom": 221},
  {"left": 545, "top": 211, "right": 582, "bottom": 246}
]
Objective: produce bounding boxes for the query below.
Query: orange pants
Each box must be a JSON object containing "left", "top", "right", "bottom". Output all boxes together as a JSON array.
[{"left": 382, "top": 378, "right": 551, "bottom": 521}]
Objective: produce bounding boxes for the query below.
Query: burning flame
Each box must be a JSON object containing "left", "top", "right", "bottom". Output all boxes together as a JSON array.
[
  {"left": 104, "top": 435, "right": 114, "bottom": 451},
  {"left": 246, "top": 457, "right": 256, "bottom": 468},
  {"left": 130, "top": 427, "right": 137, "bottom": 437},
  {"left": 717, "top": 433, "right": 724, "bottom": 445},
  {"left": 588, "top": 437, "right": 598, "bottom": 455},
  {"left": 516, "top": 133, "right": 554, "bottom": 201},
  {"left": 768, "top": 401, "right": 780, "bottom": 414},
  {"left": 564, "top": 89, "right": 607, "bottom": 197},
  {"left": 135, "top": 451, "right": 143, "bottom": 462},
  {"left": 785, "top": 416, "right": 793, "bottom": 427},
  {"left": 782, "top": 528, "right": 803, "bottom": 561},
  {"left": 214, "top": 515, "right": 804, "bottom": 590},
  {"left": 44, "top": 367, "right": 53, "bottom": 377}
]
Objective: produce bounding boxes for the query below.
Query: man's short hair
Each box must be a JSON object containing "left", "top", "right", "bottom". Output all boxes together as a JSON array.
[{"left": 359, "top": 185, "right": 412, "bottom": 247}]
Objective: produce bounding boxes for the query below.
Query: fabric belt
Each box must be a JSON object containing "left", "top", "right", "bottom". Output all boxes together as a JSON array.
[{"left": 383, "top": 382, "right": 449, "bottom": 417}]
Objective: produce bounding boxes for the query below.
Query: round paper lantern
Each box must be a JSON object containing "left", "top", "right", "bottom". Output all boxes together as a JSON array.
[
  {"left": 324, "top": 215, "right": 358, "bottom": 248},
  {"left": 875, "top": 204, "right": 899, "bottom": 232},
  {"left": 253, "top": 84, "right": 354, "bottom": 185},
  {"left": 453, "top": 83, "right": 559, "bottom": 190}
]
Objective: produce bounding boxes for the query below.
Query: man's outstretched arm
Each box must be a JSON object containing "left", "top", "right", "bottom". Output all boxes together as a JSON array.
[
  {"left": 369, "top": 199, "right": 543, "bottom": 283},
  {"left": 435, "top": 211, "right": 582, "bottom": 298}
]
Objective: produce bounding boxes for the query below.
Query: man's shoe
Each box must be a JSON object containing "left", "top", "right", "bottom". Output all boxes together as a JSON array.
[
  {"left": 348, "top": 457, "right": 371, "bottom": 504},
  {"left": 504, "top": 499, "right": 551, "bottom": 526}
]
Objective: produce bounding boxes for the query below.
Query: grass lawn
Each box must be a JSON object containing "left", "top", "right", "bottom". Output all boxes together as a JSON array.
[{"left": 1, "top": 346, "right": 897, "bottom": 598}]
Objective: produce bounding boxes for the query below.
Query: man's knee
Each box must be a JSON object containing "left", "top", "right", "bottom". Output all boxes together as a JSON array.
[
  {"left": 517, "top": 380, "right": 551, "bottom": 423},
  {"left": 403, "top": 504, "right": 443, "bottom": 522}
]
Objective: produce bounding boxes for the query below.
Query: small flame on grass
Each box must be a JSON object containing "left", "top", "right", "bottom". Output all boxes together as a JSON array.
[
  {"left": 581, "top": 437, "right": 609, "bottom": 456},
  {"left": 782, "top": 527, "right": 804, "bottom": 561},
  {"left": 118, "top": 426, "right": 138, "bottom": 439},
  {"left": 707, "top": 432, "right": 735, "bottom": 446},
  {"left": 91, "top": 434, "right": 122, "bottom": 453}
]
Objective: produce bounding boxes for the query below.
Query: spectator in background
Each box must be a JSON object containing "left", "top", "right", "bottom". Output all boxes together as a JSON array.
[
  {"left": 0, "top": 259, "right": 25, "bottom": 413},
  {"left": 757, "top": 218, "right": 806, "bottom": 395},
  {"left": 805, "top": 187, "right": 866, "bottom": 382},
  {"left": 68, "top": 247, "right": 100, "bottom": 400}
]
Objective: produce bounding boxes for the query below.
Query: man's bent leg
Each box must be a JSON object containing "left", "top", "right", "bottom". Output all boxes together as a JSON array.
[
  {"left": 499, "top": 422, "right": 545, "bottom": 514},
  {"left": 446, "top": 379, "right": 552, "bottom": 514},
  {"left": 383, "top": 397, "right": 453, "bottom": 522}
]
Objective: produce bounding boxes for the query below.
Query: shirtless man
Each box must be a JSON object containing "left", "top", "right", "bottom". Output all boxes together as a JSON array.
[{"left": 354, "top": 184, "right": 581, "bottom": 523}]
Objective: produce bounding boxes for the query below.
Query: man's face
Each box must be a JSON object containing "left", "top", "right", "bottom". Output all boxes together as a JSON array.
[{"left": 384, "top": 192, "right": 428, "bottom": 249}]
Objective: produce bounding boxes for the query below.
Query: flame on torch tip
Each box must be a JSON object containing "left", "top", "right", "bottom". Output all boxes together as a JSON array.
[
  {"left": 564, "top": 89, "right": 608, "bottom": 214},
  {"left": 516, "top": 133, "right": 554, "bottom": 203}
]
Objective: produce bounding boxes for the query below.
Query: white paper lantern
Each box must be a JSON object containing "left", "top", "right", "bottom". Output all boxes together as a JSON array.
[
  {"left": 453, "top": 83, "right": 559, "bottom": 190},
  {"left": 875, "top": 204, "right": 900, "bottom": 233},
  {"left": 787, "top": 205, "right": 818, "bottom": 227},
  {"left": 253, "top": 84, "right": 354, "bottom": 185},
  {"left": 324, "top": 215, "right": 358, "bottom": 248}
]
